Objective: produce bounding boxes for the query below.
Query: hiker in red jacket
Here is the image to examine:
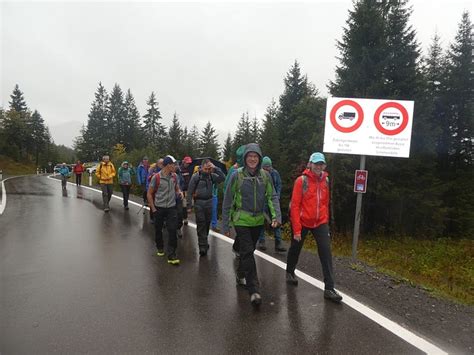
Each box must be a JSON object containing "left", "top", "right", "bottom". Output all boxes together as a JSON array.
[
  {"left": 286, "top": 152, "right": 343, "bottom": 303},
  {"left": 73, "top": 160, "right": 85, "bottom": 186}
]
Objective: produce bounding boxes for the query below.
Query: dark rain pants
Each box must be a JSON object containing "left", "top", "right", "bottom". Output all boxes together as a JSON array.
[
  {"left": 75, "top": 173, "right": 82, "bottom": 186},
  {"left": 235, "top": 225, "right": 263, "bottom": 295},
  {"left": 194, "top": 198, "right": 213, "bottom": 250},
  {"left": 153, "top": 206, "right": 178, "bottom": 257},
  {"left": 101, "top": 184, "right": 113, "bottom": 208},
  {"left": 286, "top": 223, "right": 335, "bottom": 290},
  {"left": 120, "top": 184, "right": 130, "bottom": 207}
]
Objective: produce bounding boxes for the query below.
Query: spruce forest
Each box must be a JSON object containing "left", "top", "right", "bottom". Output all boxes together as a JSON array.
[{"left": 1, "top": 1, "right": 472, "bottom": 239}]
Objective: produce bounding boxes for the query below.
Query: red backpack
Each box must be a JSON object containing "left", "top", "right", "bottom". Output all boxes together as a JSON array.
[{"left": 149, "top": 172, "right": 178, "bottom": 196}]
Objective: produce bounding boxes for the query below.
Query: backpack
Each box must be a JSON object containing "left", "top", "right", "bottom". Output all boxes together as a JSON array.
[
  {"left": 149, "top": 172, "right": 178, "bottom": 195},
  {"left": 231, "top": 167, "right": 271, "bottom": 213},
  {"left": 191, "top": 171, "right": 215, "bottom": 199}
]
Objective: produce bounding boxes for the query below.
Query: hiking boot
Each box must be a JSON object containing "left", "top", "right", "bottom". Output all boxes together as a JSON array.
[
  {"left": 199, "top": 248, "right": 207, "bottom": 257},
  {"left": 250, "top": 293, "right": 262, "bottom": 306},
  {"left": 167, "top": 256, "right": 180, "bottom": 265},
  {"left": 236, "top": 276, "right": 246, "bottom": 287},
  {"left": 275, "top": 241, "right": 287, "bottom": 252},
  {"left": 156, "top": 249, "right": 165, "bottom": 257},
  {"left": 104, "top": 207, "right": 110, "bottom": 212},
  {"left": 286, "top": 272, "right": 298, "bottom": 285},
  {"left": 324, "top": 289, "right": 343, "bottom": 303},
  {"left": 258, "top": 240, "right": 267, "bottom": 251},
  {"left": 124, "top": 205, "right": 129, "bottom": 210}
]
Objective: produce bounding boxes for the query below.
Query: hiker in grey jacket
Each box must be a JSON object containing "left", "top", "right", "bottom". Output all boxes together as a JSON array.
[
  {"left": 221, "top": 143, "right": 282, "bottom": 306},
  {"left": 147, "top": 155, "right": 183, "bottom": 265},
  {"left": 187, "top": 159, "right": 225, "bottom": 256}
]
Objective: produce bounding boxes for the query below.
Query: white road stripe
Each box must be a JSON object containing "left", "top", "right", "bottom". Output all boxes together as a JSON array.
[
  {"left": 0, "top": 175, "right": 31, "bottom": 215},
  {"left": 47, "top": 175, "right": 447, "bottom": 355},
  {"left": 0, "top": 178, "right": 6, "bottom": 215}
]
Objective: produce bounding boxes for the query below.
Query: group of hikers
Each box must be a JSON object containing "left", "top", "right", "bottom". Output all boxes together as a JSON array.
[{"left": 59, "top": 143, "right": 343, "bottom": 307}]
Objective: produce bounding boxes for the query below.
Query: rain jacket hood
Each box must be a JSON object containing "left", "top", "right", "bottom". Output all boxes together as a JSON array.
[{"left": 242, "top": 143, "right": 262, "bottom": 171}]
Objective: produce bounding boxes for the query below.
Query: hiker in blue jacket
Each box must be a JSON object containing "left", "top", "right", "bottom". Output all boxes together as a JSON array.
[
  {"left": 59, "top": 163, "right": 70, "bottom": 190},
  {"left": 136, "top": 156, "right": 150, "bottom": 206}
]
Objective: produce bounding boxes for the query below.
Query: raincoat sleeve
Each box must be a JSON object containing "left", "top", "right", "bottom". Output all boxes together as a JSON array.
[
  {"left": 290, "top": 177, "right": 303, "bottom": 236},
  {"left": 211, "top": 167, "right": 225, "bottom": 184},
  {"left": 95, "top": 164, "right": 101, "bottom": 180},
  {"left": 221, "top": 172, "right": 237, "bottom": 234}
]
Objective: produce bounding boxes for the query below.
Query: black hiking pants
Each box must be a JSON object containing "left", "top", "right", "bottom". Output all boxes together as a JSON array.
[
  {"left": 235, "top": 225, "right": 263, "bottom": 295},
  {"left": 194, "top": 198, "right": 212, "bottom": 250},
  {"left": 153, "top": 206, "right": 178, "bottom": 257},
  {"left": 120, "top": 184, "right": 130, "bottom": 207},
  {"left": 75, "top": 173, "right": 82, "bottom": 186},
  {"left": 286, "top": 223, "right": 335, "bottom": 290}
]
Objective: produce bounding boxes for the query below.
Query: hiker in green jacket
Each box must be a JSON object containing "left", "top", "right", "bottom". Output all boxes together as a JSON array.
[{"left": 221, "top": 143, "right": 281, "bottom": 307}]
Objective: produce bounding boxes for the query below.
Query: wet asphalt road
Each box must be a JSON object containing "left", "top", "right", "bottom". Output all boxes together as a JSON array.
[{"left": 0, "top": 176, "right": 425, "bottom": 354}]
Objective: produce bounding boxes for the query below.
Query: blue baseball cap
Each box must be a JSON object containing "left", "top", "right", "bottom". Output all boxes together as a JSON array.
[
  {"left": 309, "top": 152, "right": 326, "bottom": 164},
  {"left": 163, "top": 155, "right": 176, "bottom": 166}
]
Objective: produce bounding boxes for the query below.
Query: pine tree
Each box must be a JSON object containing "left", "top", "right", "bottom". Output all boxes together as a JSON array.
[
  {"left": 423, "top": 33, "right": 449, "bottom": 168},
  {"left": 251, "top": 116, "right": 260, "bottom": 143},
  {"left": 199, "top": 121, "right": 220, "bottom": 158},
  {"left": 445, "top": 11, "right": 473, "bottom": 168},
  {"left": 123, "top": 89, "right": 142, "bottom": 151},
  {"left": 30, "top": 110, "right": 48, "bottom": 165},
  {"left": 233, "top": 112, "right": 253, "bottom": 149},
  {"left": 382, "top": 0, "right": 420, "bottom": 99},
  {"left": 279, "top": 61, "right": 309, "bottom": 124},
  {"left": 185, "top": 125, "right": 200, "bottom": 158},
  {"left": 142, "top": 92, "right": 166, "bottom": 147},
  {"left": 4, "top": 85, "right": 30, "bottom": 159},
  {"left": 9, "top": 84, "right": 28, "bottom": 113},
  {"left": 222, "top": 133, "right": 233, "bottom": 161},
  {"left": 442, "top": 11, "right": 474, "bottom": 236},
  {"left": 108, "top": 84, "right": 126, "bottom": 149},
  {"left": 328, "top": 0, "right": 387, "bottom": 98},
  {"left": 259, "top": 99, "right": 280, "bottom": 162},
  {"left": 82, "top": 82, "right": 109, "bottom": 160},
  {"left": 167, "top": 112, "right": 183, "bottom": 158}
]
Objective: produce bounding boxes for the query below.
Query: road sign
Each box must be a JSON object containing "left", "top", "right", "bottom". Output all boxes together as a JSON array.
[
  {"left": 354, "top": 170, "right": 368, "bottom": 193},
  {"left": 329, "top": 99, "right": 364, "bottom": 133},
  {"left": 324, "top": 97, "right": 414, "bottom": 158}
]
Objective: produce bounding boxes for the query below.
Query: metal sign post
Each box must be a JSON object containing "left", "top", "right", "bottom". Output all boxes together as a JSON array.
[{"left": 352, "top": 155, "right": 366, "bottom": 261}]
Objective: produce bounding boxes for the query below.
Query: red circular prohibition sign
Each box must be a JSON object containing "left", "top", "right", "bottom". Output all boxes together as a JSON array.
[
  {"left": 330, "top": 100, "right": 364, "bottom": 133},
  {"left": 374, "top": 102, "right": 409, "bottom": 136}
]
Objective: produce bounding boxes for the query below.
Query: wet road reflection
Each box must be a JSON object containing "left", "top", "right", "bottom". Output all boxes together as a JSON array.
[{"left": 0, "top": 176, "right": 423, "bottom": 354}]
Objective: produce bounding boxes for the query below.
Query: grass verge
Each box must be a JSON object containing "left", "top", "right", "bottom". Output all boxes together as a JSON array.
[
  {"left": 280, "top": 224, "right": 474, "bottom": 305},
  {"left": 0, "top": 155, "right": 37, "bottom": 176}
]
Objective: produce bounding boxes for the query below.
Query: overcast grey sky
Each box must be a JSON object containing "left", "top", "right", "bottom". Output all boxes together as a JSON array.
[{"left": 1, "top": 0, "right": 471, "bottom": 147}]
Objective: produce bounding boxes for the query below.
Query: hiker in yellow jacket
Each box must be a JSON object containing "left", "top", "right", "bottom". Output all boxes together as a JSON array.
[{"left": 96, "top": 155, "right": 116, "bottom": 212}]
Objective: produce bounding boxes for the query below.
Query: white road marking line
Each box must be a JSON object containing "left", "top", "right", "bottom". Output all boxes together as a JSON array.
[
  {"left": 0, "top": 179, "right": 6, "bottom": 215},
  {"left": 0, "top": 175, "right": 30, "bottom": 215},
  {"left": 47, "top": 175, "right": 447, "bottom": 355}
]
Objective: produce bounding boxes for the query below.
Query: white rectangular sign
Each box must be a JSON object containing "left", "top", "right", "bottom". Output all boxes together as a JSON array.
[{"left": 323, "top": 97, "right": 414, "bottom": 158}]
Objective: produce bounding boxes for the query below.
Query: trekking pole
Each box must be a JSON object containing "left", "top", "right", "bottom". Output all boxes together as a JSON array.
[{"left": 137, "top": 203, "right": 145, "bottom": 215}]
